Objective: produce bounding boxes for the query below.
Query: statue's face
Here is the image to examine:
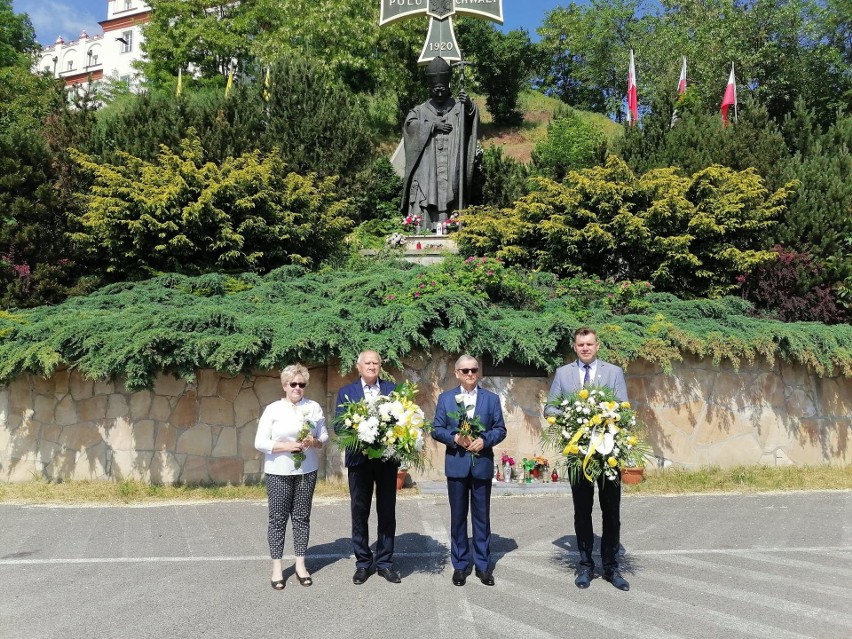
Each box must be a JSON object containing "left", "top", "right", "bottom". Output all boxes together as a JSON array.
[{"left": 428, "top": 80, "right": 449, "bottom": 103}]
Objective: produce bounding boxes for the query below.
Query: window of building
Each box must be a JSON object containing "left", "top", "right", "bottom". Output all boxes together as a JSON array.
[
  {"left": 67, "top": 60, "right": 74, "bottom": 71},
  {"left": 120, "top": 30, "right": 133, "bottom": 53},
  {"left": 124, "top": 0, "right": 132, "bottom": 9}
]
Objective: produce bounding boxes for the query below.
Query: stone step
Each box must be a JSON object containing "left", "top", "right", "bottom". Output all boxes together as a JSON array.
[
  {"left": 401, "top": 234, "right": 458, "bottom": 264},
  {"left": 360, "top": 234, "right": 459, "bottom": 265}
]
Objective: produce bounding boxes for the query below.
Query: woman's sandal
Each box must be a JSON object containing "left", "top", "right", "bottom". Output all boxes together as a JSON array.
[
  {"left": 271, "top": 573, "right": 285, "bottom": 590},
  {"left": 296, "top": 574, "right": 313, "bottom": 587}
]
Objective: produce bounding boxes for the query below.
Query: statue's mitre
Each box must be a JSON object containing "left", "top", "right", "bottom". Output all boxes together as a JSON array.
[{"left": 425, "top": 56, "right": 452, "bottom": 83}]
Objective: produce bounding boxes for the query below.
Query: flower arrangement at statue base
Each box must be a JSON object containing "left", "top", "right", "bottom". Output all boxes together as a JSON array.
[
  {"left": 542, "top": 386, "right": 651, "bottom": 484},
  {"left": 401, "top": 214, "right": 423, "bottom": 234},
  {"left": 335, "top": 381, "right": 431, "bottom": 470}
]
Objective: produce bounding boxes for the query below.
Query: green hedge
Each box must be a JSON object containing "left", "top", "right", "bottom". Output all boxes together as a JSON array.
[{"left": 0, "top": 260, "right": 848, "bottom": 390}]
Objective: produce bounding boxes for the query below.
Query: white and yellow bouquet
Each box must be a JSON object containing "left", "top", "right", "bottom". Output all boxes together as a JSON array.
[
  {"left": 335, "top": 381, "right": 431, "bottom": 470},
  {"left": 542, "top": 386, "right": 650, "bottom": 484}
]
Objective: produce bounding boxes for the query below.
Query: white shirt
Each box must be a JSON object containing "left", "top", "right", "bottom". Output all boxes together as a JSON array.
[
  {"left": 361, "top": 379, "right": 381, "bottom": 400},
  {"left": 577, "top": 360, "right": 598, "bottom": 386},
  {"left": 254, "top": 398, "right": 329, "bottom": 476},
  {"left": 458, "top": 386, "right": 478, "bottom": 418}
]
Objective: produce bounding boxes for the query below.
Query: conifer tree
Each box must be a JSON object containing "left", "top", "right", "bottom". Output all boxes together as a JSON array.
[{"left": 778, "top": 113, "right": 852, "bottom": 285}]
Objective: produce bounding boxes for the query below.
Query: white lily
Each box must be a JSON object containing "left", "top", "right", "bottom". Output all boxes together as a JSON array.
[{"left": 594, "top": 431, "right": 615, "bottom": 455}]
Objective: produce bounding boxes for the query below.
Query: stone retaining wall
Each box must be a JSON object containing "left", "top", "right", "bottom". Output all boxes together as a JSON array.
[{"left": 1, "top": 350, "right": 848, "bottom": 483}]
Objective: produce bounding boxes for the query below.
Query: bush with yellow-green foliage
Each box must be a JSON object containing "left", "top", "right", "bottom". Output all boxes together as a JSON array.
[
  {"left": 68, "top": 134, "right": 353, "bottom": 279},
  {"left": 456, "top": 157, "right": 796, "bottom": 298}
]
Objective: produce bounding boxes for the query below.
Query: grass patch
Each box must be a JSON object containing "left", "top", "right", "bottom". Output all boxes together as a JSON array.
[
  {"left": 0, "top": 466, "right": 849, "bottom": 504},
  {"left": 478, "top": 90, "right": 623, "bottom": 163},
  {"left": 0, "top": 478, "right": 351, "bottom": 505},
  {"left": 624, "top": 465, "right": 852, "bottom": 495}
]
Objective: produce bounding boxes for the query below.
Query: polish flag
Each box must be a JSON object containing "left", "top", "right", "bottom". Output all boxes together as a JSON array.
[
  {"left": 721, "top": 63, "right": 737, "bottom": 123},
  {"left": 677, "top": 56, "right": 687, "bottom": 95},
  {"left": 627, "top": 49, "right": 638, "bottom": 125}
]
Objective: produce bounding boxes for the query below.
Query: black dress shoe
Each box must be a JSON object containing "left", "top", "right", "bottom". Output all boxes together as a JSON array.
[
  {"left": 603, "top": 570, "right": 629, "bottom": 591},
  {"left": 377, "top": 567, "right": 402, "bottom": 583},
  {"left": 451, "top": 565, "right": 472, "bottom": 586},
  {"left": 352, "top": 567, "right": 371, "bottom": 585},
  {"left": 475, "top": 568, "right": 495, "bottom": 586},
  {"left": 575, "top": 569, "right": 592, "bottom": 589}
]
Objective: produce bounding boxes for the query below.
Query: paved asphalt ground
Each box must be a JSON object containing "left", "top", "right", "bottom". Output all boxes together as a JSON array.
[{"left": 1, "top": 486, "right": 850, "bottom": 639}]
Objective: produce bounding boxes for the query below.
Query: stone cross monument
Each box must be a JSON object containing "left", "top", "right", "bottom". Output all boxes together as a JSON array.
[{"left": 380, "top": 0, "right": 504, "bottom": 63}]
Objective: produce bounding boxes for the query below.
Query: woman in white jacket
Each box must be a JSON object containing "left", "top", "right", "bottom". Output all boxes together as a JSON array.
[{"left": 255, "top": 364, "right": 328, "bottom": 590}]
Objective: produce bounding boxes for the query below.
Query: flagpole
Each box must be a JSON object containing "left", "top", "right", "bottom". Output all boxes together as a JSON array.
[{"left": 732, "top": 63, "right": 738, "bottom": 123}]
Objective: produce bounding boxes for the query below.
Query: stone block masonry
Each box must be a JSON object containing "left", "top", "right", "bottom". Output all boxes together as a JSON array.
[{"left": 0, "top": 350, "right": 848, "bottom": 483}]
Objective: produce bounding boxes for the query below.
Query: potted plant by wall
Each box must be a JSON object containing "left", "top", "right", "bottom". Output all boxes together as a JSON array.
[
  {"left": 621, "top": 426, "right": 649, "bottom": 484},
  {"left": 396, "top": 465, "right": 410, "bottom": 490}
]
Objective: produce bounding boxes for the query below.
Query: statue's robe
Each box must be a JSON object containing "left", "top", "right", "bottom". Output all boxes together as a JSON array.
[{"left": 401, "top": 97, "right": 478, "bottom": 224}]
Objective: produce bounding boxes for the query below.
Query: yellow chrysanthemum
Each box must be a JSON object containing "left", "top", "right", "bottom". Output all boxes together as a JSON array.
[
  {"left": 563, "top": 444, "right": 580, "bottom": 455},
  {"left": 607, "top": 456, "right": 618, "bottom": 467},
  {"left": 620, "top": 401, "right": 631, "bottom": 409},
  {"left": 589, "top": 414, "right": 603, "bottom": 426},
  {"left": 546, "top": 416, "right": 556, "bottom": 425},
  {"left": 578, "top": 389, "right": 589, "bottom": 399},
  {"left": 393, "top": 425, "right": 406, "bottom": 439},
  {"left": 627, "top": 436, "right": 637, "bottom": 445}
]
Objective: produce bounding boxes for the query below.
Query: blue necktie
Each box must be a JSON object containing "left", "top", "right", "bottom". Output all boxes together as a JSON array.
[{"left": 583, "top": 364, "right": 591, "bottom": 387}]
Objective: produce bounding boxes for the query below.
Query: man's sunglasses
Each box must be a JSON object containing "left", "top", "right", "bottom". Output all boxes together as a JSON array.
[{"left": 456, "top": 368, "right": 479, "bottom": 374}]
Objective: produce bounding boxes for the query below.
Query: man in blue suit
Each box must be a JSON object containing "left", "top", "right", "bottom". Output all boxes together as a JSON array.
[
  {"left": 544, "top": 327, "right": 631, "bottom": 592},
  {"left": 334, "top": 350, "right": 401, "bottom": 585},
  {"left": 432, "top": 354, "right": 507, "bottom": 586}
]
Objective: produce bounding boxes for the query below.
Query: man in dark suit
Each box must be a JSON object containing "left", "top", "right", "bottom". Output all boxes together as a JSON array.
[
  {"left": 334, "top": 350, "right": 401, "bottom": 585},
  {"left": 432, "top": 354, "right": 507, "bottom": 586},
  {"left": 544, "top": 327, "right": 631, "bottom": 592}
]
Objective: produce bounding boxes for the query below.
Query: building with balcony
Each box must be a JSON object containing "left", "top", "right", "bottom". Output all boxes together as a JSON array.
[{"left": 36, "top": 0, "right": 151, "bottom": 90}]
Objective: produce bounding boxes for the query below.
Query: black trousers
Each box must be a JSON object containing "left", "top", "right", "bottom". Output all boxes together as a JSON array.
[
  {"left": 347, "top": 459, "right": 398, "bottom": 570},
  {"left": 571, "top": 472, "right": 621, "bottom": 571}
]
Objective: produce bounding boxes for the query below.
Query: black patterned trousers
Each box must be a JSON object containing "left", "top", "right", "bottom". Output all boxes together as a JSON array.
[{"left": 265, "top": 471, "right": 318, "bottom": 558}]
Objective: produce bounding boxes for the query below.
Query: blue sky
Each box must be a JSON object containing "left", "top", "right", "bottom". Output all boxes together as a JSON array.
[{"left": 13, "top": 0, "right": 572, "bottom": 46}]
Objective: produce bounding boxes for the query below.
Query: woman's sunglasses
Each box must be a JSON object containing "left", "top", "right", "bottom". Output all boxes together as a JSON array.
[{"left": 288, "top": 382, "right": 307, "bottom": 388}]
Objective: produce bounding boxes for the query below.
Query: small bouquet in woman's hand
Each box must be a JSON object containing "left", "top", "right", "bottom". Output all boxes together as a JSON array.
[
  {"left": 448, "top": 394, "right": 485, "bottom": 453},
  {"left": 291, "top": 421, "right": 313, "bottom": 469}
]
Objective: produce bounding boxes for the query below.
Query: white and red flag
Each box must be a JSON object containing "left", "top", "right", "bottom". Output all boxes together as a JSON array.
[
  {"left": 677, "top": 56, "right": 687, "bottom": 95},
  {"left": 626, "top": 49, "right": 638, "bottom": 125},
  {"left": 721, "top": 63, "right": 737, "bottom": 123}
]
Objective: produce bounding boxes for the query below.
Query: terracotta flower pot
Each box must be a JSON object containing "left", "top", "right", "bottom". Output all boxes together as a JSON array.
[
  {"left": 621, "top": 467, "right": 644, "bottom": 484},
  {"left": 396, "top": 470, "right": 408, "bottom": 490}
]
